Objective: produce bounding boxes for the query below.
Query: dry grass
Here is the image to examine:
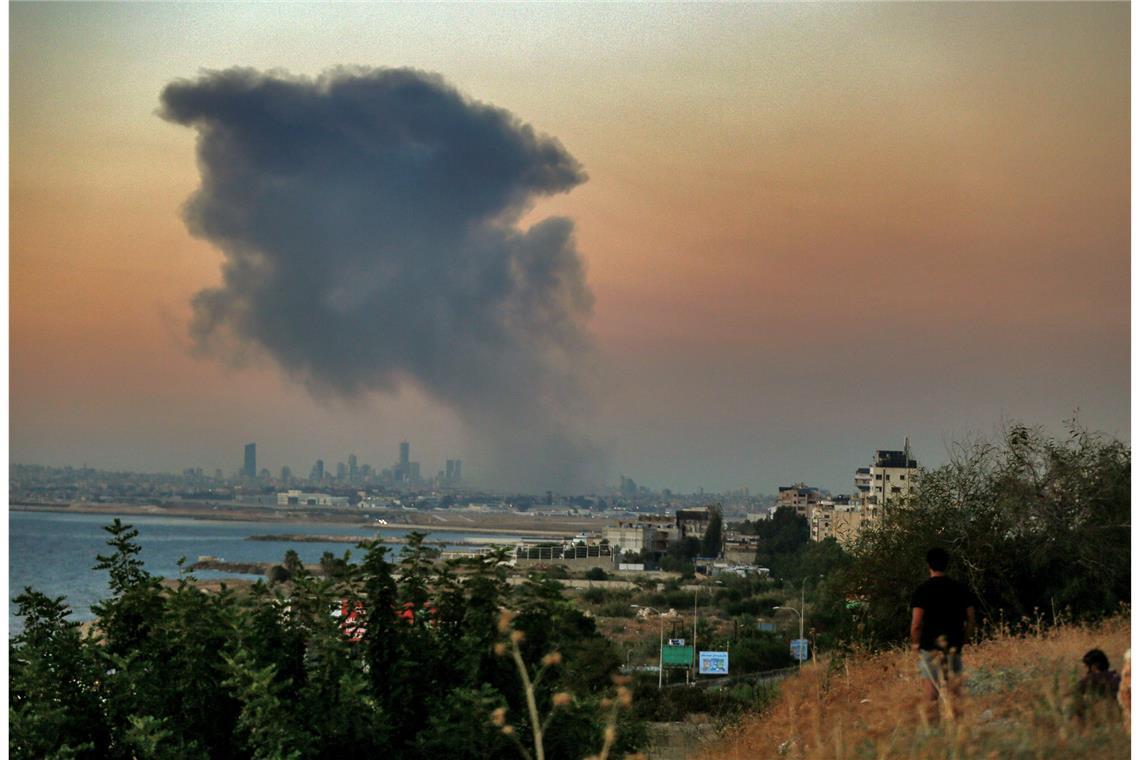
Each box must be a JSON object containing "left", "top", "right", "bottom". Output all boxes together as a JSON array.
[{"left": 703, "top": 616, "right": 1131, "bottom": 759}]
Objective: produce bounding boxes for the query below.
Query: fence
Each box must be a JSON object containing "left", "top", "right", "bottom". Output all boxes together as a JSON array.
[{"left": 515, "top": 544, "right": 613, "bottom": 561}]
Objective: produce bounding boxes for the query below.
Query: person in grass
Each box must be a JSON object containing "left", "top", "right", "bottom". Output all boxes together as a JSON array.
[
  {"left": 1119, "top": 649, "right": 1131, "bottom": 734},
  {"left": 910, "top": 547, "right": 976, "bottom": 720},
  {"left": 1078, "top": 648, "right": 1121, "bottom": 698}
]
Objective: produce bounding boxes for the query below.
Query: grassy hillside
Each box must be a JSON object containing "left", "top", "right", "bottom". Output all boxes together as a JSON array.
[{"left": 702, "top": 615, "right": 1131, "bottom": 759}]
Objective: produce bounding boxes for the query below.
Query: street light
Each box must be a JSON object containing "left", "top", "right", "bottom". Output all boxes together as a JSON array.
[
  {"left": 774, "top": 604, "right": 804, "bottom": 666},
  {"left": 632, "top": 605, "right": 666, "bottom": 689}
]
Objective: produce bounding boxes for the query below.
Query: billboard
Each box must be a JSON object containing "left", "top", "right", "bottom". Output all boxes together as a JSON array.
[
  {"left": 662, "top": 645, "right": 693, "bottom": 667},
  {"left": 790, "top": 638, "right": 809, "bottom": 662},
  {"left": 698, "top": 651, "right": 729, "bottom": 675}
]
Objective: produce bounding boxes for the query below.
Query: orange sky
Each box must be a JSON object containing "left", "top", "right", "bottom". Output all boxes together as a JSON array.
[{"left": 9, "top": 3, "right": 1130, "bottom": 492}]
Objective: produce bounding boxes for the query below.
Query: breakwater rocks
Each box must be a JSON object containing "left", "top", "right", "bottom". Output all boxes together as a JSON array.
[{"left": 189, "top": 559, "right": 271, "bottom": 575}]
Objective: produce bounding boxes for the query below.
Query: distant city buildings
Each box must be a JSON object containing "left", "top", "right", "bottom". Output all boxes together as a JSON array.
[
  {"left": 776, "top": 483, "right": 824, "bottom": 521},
  {"left": 444, "top": 459, "right": 462, "bottom": 485},
  {"left": 809, "top": 442, "right": 920, "bottom": 547},
  {"left": 243, "top": 443, "right": 257, "bottom": 479},
  {"left": 393, "top": 440, "right": 421, "bottom": 485},
  {"left": 273, "top": 442, "right": 463, "bottom": 489},
  {"left": 676, "top": 507, "right": 712, "bottom": 541}
]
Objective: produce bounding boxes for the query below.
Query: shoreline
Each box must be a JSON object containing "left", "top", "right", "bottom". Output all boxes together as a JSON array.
[{"left": 9, "top": 502, "right": 599, "bottom": 538}]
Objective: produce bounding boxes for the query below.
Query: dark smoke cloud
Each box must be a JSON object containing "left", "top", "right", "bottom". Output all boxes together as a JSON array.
[{"left": 160, "top": 67, "right": 607, "bottom": 491}]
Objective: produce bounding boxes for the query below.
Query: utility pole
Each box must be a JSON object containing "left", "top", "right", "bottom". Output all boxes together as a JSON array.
[
  {"left": 692, "top": 586, "right": 698, "bottom": 680},
  {"left": 692, "top": 579, "right": 723, "bottom": 679},
  {"left": 775, "top": 596, "right": 805, "bottom": 668},
  {"left": 632, "top": 605, "right": 666, "bottom": 689}
]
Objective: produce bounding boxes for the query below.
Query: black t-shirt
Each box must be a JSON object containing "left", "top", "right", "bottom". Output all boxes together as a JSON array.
[{"left": 910, "top": 576, "right": 976, "bottom": 651}]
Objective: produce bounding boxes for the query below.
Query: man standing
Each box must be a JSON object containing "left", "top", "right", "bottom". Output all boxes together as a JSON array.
[{"left": 911, "top": 547, "right": 976, "bottom": 720}]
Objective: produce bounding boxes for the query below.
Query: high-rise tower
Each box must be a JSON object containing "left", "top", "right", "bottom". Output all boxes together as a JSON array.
[{"left": 243, "top": 443, "right": 257, "bottom": 479}]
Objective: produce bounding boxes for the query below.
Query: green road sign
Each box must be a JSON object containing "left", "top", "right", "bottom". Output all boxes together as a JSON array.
[{"left": 662, "top": 645, "right": 693, "bottom": 667}]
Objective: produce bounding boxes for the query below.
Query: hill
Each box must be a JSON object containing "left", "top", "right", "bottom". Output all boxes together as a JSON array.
[{"left": 702, "top": 615, "right": 1130, "bottom": 759}]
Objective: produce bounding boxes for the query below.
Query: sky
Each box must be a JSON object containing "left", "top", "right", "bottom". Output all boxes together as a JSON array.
[{"left": 9, "top": 2, "right": 1130, "bottom": 494}]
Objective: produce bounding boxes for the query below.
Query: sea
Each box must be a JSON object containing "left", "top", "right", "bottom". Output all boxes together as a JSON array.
[{"left": 8, "top": 510, "right": 515, "bottom": 634}]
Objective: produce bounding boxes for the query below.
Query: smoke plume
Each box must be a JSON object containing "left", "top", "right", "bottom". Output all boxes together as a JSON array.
[{"left": 160, "top": 67, "right": 606, "bottom": 491}]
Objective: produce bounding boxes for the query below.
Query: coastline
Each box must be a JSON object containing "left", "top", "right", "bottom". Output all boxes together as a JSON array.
[{"left": 9, "top": 501, "right": 602, "bottom": 538}]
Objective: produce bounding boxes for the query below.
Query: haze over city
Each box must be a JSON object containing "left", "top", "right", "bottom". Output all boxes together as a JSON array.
[{"left": 10, "top": 3, "right": 1129, "bottom": 494}]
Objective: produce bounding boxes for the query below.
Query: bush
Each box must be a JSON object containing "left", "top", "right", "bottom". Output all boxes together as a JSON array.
[
  {"left": 731, "top": 633, "right": 795, "bottom": 673},
  {"left": 597, "top": 601, "right": 636, "bottom": 619},
  {"left": 631, "top": 678, "right": 779, "bottom": 723},
  {"left": 581, "top": 587, "right": 608, "bottom": 604},
  {"left": 11, "top": 524, "right": 644, "bottom": 759}
]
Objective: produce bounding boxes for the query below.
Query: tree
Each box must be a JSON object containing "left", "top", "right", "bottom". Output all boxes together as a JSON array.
[
  {"left": 10, "top": 590, "right": 107, "bottom": 758},
  {"left": 701, "top": 506, "right": 724, "bottom": 558},
  {"left": 281, "top": 550, "right": 303, "bottom": 577},
  {"left": 753, "top": 507, "right": 810, "bottom": 578},
  {"left": 91, "top": 519, "right": 165, "bottom": 656},
  {"left": 319, "top": 550, "right": 351, "bottom": 581},
  {"left": 729, "top": 629, "right": 794, "bottom": 673},
  {"left": 659, "top": 537, "right": 701, "bottom": 574},
  {"left": 782, "top": 538, "right": 851, "bottom": 589},
  {"left": 265, "top": 565, "right": 290, "bottom": 585},
  {"left": 411, "top": 685, "right": 514, "bottom": 759},
  {"left": 12, "top": 522, "right": 642, "bottom": 759},
  {"left": 846, "top": 421, "right": 1129, "bottom": 646}
]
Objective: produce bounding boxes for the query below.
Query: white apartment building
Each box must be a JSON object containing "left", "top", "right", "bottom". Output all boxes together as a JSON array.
[
  {"left": 856, "top": 448, "right": 918, "bottom": 507},
  {"left": 603, "top": 521, "right": 676, "bottom": 557},
  {"left": 812, "top": 444, "right": 918, "bottom": 546}
]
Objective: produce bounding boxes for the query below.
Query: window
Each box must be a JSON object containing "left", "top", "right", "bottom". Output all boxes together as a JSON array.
[{"left": 874, "top": 473, "right": 882, "bottom": 480}]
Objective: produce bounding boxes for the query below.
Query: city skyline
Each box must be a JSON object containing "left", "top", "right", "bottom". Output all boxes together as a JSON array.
[
  {"left": 2, "top": 437, "right": 951, "bottom": 500},
  {"left": 10, "top": 3, "right": 1130, "bottom": 494}
]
